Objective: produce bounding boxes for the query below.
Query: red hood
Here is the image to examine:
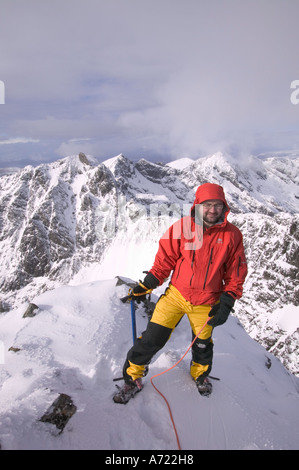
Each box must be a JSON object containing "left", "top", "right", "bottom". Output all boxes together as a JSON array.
[{"left": 191, "top": 183, "right": 230, "bottom": 220}]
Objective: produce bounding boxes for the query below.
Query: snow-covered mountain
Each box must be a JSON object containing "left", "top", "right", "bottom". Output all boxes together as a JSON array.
[
  {"left": 0, "top": 151, "right": 298, "bottom": 376},
  {"left": 0, "top": 278, "right": 298, "bottom": 450},
  {"left": 0, "top": 150, "right": 298, "bottom": 449}
]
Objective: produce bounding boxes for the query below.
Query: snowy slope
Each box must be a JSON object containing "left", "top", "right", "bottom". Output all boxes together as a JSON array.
[
  {"left": 0, "top": 151, "right": 298, "bottom": 450},
  {"left": 0, "top": 278, "right": 299, "bottom": 450},
  {"left": 166, "top": 157, "right": 195, "bottom": 170},
  {"left": 0, "top": 151, "right": 298, "bottom": 381}
]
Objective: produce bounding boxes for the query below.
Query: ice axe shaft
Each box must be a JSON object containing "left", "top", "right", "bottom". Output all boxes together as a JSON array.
[
  {"left": 130, "top": 299, "right": 137, "bottom": 344},
  {"left": 120, "top": 295, "right": 137, "bottom": 343},
  {"left": 113, "top": 296, "right": 137, "bottom": 383}
]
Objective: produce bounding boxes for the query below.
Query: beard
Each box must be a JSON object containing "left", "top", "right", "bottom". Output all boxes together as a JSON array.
[{"left": 203, "top": 212, "right": 223, "bottom": 227}]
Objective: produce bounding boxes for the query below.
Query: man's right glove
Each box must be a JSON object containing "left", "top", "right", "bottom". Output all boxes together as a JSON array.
[
  {"left": 124, "top": 272, "right": 160, "bottom": 303},
  {"left": 207, "top": 292, "right": 235, "bottom": 327},
  {"left": 129, "top": 282, "right": 152, "bottom": 303}
]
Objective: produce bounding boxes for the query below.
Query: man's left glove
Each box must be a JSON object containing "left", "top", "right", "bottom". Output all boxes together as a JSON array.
[{"left": 207, "top": 292, "right": 235, "bottom": 327}]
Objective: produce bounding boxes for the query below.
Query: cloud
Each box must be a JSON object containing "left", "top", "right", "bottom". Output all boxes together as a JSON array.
[
  {"left": 0, "top": 137, "right": 39, "bottom": 145},
  {"left": 56, "top": 138, "right": 96, "bottom": 157},
  {"left": 0, "top": 0, "right": 299, "bottom": 166}
]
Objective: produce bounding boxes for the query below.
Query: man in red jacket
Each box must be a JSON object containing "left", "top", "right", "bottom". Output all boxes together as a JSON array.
[{"left": 113, "top": 183, "right": 247, "bottom": 403}]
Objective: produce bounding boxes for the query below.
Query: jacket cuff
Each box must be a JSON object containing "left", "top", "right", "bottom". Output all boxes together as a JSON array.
[
  {"left": 221, "top": 292, "right": 236, "bottom": 306},
  {"left": 143, "top": 272, "right": 160, "bottom": 290}
]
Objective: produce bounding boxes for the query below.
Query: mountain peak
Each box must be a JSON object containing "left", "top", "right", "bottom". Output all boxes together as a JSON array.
[
  {"left": 102, "top": 153, "right": 131, "bottom": 174},
  {"left": 0, "top": 151, "right": 298, "bottom": 379},
  {"left": 167, "top": 157, "right": 195, "bottom": 170}
]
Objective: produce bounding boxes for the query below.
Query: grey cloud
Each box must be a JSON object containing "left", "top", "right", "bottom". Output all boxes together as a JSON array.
[{"left": 0, "top": 0, "right": 299, "bottom": 166}]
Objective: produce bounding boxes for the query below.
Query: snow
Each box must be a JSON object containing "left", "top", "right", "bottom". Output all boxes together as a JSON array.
[
  {"left": 0, "top": 151, "right": 299, "bottom": 451},
  {"left": 135, "top": 193, "right": 169, "bottom": 202},
  {"left": 270, "top": 305, "right": 299, "bottom": 336},
  {"left": 166, "top": 158, "right": 195, "bottom": 170},
  {"left": 0, "top": 277, "right": 299, "bottom": 450}
]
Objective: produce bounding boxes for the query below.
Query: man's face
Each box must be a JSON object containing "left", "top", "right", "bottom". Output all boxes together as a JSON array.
[{"left": 201, "top": 199, "right": 224, "bottom": 227}]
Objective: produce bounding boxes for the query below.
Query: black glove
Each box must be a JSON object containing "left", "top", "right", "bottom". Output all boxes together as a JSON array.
[
  {"left": 127, "top": 273, "right": 160, "bottom": 303},
  {"left": 207, "top": 292, "right": 235, "bottom": 327},
  {"left": 130, "top": 283, "right": 149, "bottom": 303}
]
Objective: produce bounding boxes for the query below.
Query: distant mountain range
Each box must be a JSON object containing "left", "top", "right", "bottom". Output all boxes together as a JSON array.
[{"left": 0, "top": 151, "right": 298, "bottom": 375}]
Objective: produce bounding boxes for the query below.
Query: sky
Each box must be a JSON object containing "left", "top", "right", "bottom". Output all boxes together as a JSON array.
[{"left": 0, "top": 0, "right": 299, "bottom": 168}]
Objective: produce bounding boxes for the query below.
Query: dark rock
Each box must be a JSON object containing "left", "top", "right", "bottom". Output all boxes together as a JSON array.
[
  {"left": 40, "top": 393, "right": 77, "bottom": 433},
  {"left": 79, "top": 152, "right": 90, "bottom": 165},
  {"left": 23, "top": 303, "right": 39, "bottom": 318},
  {"left": 265, "top": 356, "right": 272, "bottom": 369},
  {"left": 8, "top": 346, "right": 21, "bottom": 353}
]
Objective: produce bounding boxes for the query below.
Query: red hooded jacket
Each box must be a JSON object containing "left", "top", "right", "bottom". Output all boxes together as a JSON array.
[{"left": 149, "top": 183, "right": 247, "bottom": 305}]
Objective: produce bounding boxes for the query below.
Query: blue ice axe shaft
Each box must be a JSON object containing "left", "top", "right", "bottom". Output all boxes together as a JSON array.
[
  {"left": 113, "top": 298, "right": 137, "bottom": 383},
  {"left": 130, "top": 299, "right": 137, "bottom": 344}
]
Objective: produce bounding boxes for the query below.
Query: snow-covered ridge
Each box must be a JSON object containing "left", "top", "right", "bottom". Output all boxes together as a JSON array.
[
  {"left": 0, "top": 278, "right": 298, "bottom": 449},
  {"left": 166, "top": 157, "right": 195, "bottom": 170},
  {"left": 0, "top": 151, "right": 298, "bottom": 378}
]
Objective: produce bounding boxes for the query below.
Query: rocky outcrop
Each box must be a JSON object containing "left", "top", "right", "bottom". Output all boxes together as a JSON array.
[
  {"left": 0, "top": 154, "right": 117, "bottom": 293},
  {"left": 40, "top": 393, "right": 77, "bottom": 434}
]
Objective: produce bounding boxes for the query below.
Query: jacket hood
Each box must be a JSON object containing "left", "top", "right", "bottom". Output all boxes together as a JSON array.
[
  {"left": 191, "top": 183, "right": 230, "bottom": 221},
  {"left": 194, "top": 183, "right": 228, "bottom": 206}
]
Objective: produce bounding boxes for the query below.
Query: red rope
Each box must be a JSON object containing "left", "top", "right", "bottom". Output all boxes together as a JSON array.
[{"left": 150, "top": 318, "right": 210, "bottom": 450}]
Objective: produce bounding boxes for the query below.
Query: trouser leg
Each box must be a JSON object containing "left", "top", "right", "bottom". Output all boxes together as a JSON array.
[
  {"left": 122, "top": 284, "right": 215, "bottom": 383},
  {"left": 190, "top": 336, "right": 214, "bottom": 380},
  {"left": 187, "top": 305, "right": 214, "bottom": 381},
  {"left": 123, "top": 285, "right": 184, "bottom": 383},
  {"left": 123, "top": 321, "right": 172, "bottom": 383}
]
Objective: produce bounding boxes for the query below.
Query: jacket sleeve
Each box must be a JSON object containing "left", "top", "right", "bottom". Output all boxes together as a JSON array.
[
  {"left": 223, "top": 229, "right": 247, "bottom": 299},
  {"left": 149, "top": 219, "right": 182, "bottom": 285}
]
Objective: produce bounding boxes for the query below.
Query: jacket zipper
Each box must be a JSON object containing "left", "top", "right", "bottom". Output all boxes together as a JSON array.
[
  {"left": 191, "top": 250, "right": 195, "bottom": 268},
  {"left": 189, "top": 250, "right": 196, "bottom": 286},
  {"left": 175, "top": 258, "right": 184, "bottom": 281},
  {"left": 203, "top": 248, "right": 214, "bottom": 289}
]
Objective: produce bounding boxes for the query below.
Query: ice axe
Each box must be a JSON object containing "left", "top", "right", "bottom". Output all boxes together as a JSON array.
[
  {"left": 130, "top": 299, "right": 137, "bottom": 344},
  {"left": 120, "top": 293, "right": 137, "bottom": 344},
  {"left": 113, "top": 298, "right": 137, "bottom": 383}
]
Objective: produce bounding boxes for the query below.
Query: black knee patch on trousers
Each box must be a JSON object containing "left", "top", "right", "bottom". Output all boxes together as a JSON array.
[
  {"left": 123, "top": 322, "right": 172, "bottom": 381},
  {"left": 192, "top": 335, "right": 214, "bottom": 366}
]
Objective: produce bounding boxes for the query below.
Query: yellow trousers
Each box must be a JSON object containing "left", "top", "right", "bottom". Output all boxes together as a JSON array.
[{"left": 124, "top": 284, "right": 214, "bottom": 383}]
